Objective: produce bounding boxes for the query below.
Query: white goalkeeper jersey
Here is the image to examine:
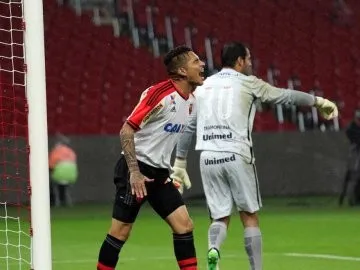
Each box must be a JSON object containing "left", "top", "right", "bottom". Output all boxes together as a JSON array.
[
  {"left": 187, "top": 68, "right": 312, "bottom": 163},
  {"left": 127, "top": 79, "right": 194, "bottom": 169}
]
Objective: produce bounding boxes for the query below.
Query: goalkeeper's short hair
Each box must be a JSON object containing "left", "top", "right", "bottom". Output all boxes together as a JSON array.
[{"left": 221, "top": 42, "right": 248, "bottom": 68}]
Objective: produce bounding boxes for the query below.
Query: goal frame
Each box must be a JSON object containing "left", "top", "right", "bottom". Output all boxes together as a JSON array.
[{"left": 23, "top": 0, "right": 52, "bottom": 269}]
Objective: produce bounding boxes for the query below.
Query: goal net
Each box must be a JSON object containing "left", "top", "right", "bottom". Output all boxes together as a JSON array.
[
  {"left": 0, "top": 0, "right": 31, "bottom": 269},
  {"left": 0, "top": 0, "right": 51, "bottom": 269}
]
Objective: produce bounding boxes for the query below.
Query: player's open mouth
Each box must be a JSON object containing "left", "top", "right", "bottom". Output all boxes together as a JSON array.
[{"left": 199, "top": 71, "right": 205, "bottom": 80}]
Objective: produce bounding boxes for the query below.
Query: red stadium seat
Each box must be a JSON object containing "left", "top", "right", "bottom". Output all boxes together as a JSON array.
[{"left": 43, "top": 0, "right": 359, "bottom": 134}]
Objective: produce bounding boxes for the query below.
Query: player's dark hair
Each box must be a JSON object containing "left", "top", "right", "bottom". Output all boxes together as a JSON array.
[
  {"left": 163, "top": 45, "right": 192, "bottom": 77},
  {"left": 221, "top": 42, "right": 248, "bottom": 68}
]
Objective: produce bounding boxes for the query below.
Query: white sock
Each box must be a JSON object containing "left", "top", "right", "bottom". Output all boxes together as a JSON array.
[
  {"left": 208, "top": 221, "right": 227, "bottom": 252},
  {"left": 244, "top": 227, "right": 262, "bottom": 270}
]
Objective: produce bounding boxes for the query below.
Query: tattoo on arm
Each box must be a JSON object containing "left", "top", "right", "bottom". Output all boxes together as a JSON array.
[{"left": 120, "top": 124, "right": 140, "bottom": 173}]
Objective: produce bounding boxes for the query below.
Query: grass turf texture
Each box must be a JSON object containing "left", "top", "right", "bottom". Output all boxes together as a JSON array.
[{"left": 1, "top": 197, "right": 360, "bottom": 269}]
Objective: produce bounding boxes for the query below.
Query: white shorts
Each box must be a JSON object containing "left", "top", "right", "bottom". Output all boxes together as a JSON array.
[{"left": 200, "top": 151, "right": 262, "bottom": 219}]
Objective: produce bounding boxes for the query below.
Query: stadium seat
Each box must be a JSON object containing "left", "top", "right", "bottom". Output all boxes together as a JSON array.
[{"left": 43, "top": 0, "right": 360, "bottom": 134}]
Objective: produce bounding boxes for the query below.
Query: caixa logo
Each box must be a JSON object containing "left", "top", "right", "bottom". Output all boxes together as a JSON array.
[{"left": 164, "top": 123, "right": 186, "bottom": 133}]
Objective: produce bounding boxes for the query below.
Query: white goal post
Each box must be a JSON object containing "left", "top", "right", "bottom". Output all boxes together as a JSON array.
[{"left": 24, "top": 0, "right": 52, "bottom": 269}]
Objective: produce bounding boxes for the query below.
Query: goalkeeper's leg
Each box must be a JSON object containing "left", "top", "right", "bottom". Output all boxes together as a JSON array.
[
  {"left": 240, "top": 211, "right": 262, "bottom": 270},
  {"left": 207, "top": 217, "right": 229, "bottom": 270},
  {"left": 227, "top": 158, "right": 262, "bottom": 270}
]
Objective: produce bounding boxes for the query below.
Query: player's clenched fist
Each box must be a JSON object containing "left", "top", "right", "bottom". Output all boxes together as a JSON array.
[
  {"left": 170, "top": 158, "right": 192, "bottom": 194},
  {"left": 315, "top": 97, "right": 339, "bottom": 120}
]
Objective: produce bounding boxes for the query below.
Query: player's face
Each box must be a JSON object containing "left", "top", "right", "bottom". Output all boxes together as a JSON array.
[
  {"left": 239, "top": 48, "right": 253, "bottom": 76},
  {"left": 183, "top": 52, "right": 205, "bottom": 88}
]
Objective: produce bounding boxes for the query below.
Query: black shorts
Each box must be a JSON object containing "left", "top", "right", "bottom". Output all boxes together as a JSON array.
[{"left": 112, "top": 155, "right": 185, "bottom": 223}]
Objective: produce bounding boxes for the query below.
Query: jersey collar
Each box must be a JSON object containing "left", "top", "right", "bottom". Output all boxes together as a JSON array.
[
  {"left": 170, "top": 80, "right": 190, "bottom": 100},
  {"left": 220, "top": 68, "right": 243, "bottom": 76}
]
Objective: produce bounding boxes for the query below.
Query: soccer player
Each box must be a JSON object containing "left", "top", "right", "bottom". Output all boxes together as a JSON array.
[
  {"left": 171, "top": 42, "right": 338, "bottom": 270},
  {"left": 96, "top": 46, "right": 205, "bottom": 270}
]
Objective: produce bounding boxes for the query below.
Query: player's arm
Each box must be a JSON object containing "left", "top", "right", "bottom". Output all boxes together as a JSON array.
[
  {"left": 119, "top": 122, "right": 153, "bottom": 199},
  {"left": 119, "top": 123, "right": 140, "bottom": 175},
  {"left": 120, "top": 89, "right": 164, "bottom": 198},
  {"left": 171, "top": 102, "right": 197, "bottom": 193},
  {"left": 249, "top": 77, "right": 338, "bottom": 120}
]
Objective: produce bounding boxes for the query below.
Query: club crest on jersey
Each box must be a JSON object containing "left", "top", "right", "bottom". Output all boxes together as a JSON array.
[{"left": 164, "top": 123, "right": 186, "bottom": 133}]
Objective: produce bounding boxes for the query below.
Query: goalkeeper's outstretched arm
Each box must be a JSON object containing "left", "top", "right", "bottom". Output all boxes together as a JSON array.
[{"left": 249, "top": 77, "right": 338, "bottom": 120}]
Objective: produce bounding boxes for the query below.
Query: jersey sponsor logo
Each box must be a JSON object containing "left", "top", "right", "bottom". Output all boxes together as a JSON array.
[
  {"left": 189, "top": 103, "right": 193, "bottom": 114},
  {"left": 142, "top": 103, "right": 163, "bottom": 124},
  {"left": 164, "top": 123, "right": 186, "bottom": 133},
  {"left": 203, "top": 132, "right": 233, "bottom": 141},
  {"left": 204, "top": 154, "right": 236, "bottom": 165}
]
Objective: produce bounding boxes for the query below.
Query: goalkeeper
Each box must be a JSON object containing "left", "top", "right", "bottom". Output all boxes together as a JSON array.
[{"left": 171, "top": 41, "right": 338, "bottom": 270}]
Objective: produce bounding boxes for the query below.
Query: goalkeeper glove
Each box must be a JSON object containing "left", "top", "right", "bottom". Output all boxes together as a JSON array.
[
  {"left": 170, "top": 158, "right": 191, "bottom": 194},
  {"left": 315, "top": 97, "right": 338, "bottom": 120}
]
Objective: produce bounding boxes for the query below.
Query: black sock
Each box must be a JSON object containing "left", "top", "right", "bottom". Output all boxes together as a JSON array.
[
  {"left": 97, "top": 234, "right": 125, "bottom": 269},
  {"left": 173, "top": 232, "right": 197, "bottom": 269}
]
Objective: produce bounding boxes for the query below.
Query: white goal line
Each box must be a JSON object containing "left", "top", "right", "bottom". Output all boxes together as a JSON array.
[{"left": 284, "top": 253, "right": 360, "bottom": 262}]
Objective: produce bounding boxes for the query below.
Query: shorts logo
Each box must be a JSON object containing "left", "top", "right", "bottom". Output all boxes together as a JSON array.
[
  {"left": 204, "top": 154, "right": 236, "bottom": 165},
  {"left": 164, "top": 123, "right": 186, "bottom": 133}
]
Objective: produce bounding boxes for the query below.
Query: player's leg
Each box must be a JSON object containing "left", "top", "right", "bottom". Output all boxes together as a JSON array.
[
  {"left": 339, "top": 169, "right": 351, "bottom": 206},
  {"left": 228, "top": 158, "right": 262, "bottom": 270},
  {"left": 148, "top": 180, "right": 197, "bottom": 270},
  {"left": 97, "top": 216, "right": 138, "bottom": 270},
  {"left": 58, "top": 184, "right": 66, "bottom": 206},
  {"left": 64, "top": 184, "right": 73, "bottom": 207},
  {"left": 49, "top": 179, "right": 55, "bottom": 207},
  {"left": 200, "top": 151, "right": 234, "bottom": 270},
  {"left": 354, "top": 176, "right": 360, "bottom": 205},
  {"left": 97, "top": 219, "right": 135, "bottom": 270},
  {"left": 240, "top": 211, "right": 262, "bottom": 270},
  {"left": 207, "top": 217, "right": 228, "bottom": 270},
  {"left": 54, "top": 183, "right": 60, "bottom": 207},
  {"left": 97, "top": 155, "right": 143, "bottom": 270},
  {"left": 49, "top": 169, "right": 55, "bottom": 207}
]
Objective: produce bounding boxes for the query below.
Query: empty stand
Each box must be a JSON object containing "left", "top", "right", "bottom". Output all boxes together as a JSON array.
[{"left": 44, "top": 0, "right": 359, "bottom": 134}]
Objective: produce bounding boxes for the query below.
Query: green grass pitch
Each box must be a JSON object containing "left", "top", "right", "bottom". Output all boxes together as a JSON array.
[{"left": 1, "top": 197, "right": 360, "bottom": 269}]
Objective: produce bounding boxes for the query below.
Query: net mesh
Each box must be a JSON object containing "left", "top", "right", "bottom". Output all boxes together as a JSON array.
[{"left": 0, "top": 0, "right": 31, "bottom": 269}]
